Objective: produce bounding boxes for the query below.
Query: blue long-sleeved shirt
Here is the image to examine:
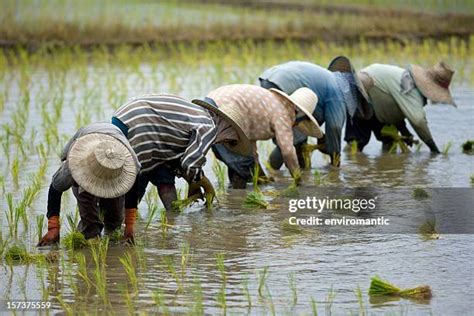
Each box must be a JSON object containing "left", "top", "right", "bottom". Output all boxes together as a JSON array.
[{"left": 259, "top": 61, "right": 347, "bottom": 156}]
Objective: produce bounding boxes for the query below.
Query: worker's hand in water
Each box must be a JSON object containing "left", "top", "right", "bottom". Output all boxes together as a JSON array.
[
  {"left": 123, "top": 208, "right": 137, "bottom": 245},
  {"left": 403, "top": 136, "right": 416, "bottom": 147},
  {"left": 37, "top": 216, "right": 60, "bottom": 246},
  {"left": 257, "top": 175, "right": 274, "bottom": 184},
  {"left": 188, "top": 176, "right": 216, "bottom": 204},
  {"left": 331, "top": 153, "right": 341, "bottom": 167}
]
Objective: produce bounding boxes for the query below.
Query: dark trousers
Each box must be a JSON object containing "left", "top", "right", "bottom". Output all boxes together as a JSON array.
[
  {"left": 72, "top": 185, "right": 124, "bottom": 239},
  {"left": 212, "top": 143, "right": 255, "bottom": 186},
  {"left": 344, "top": 115, "right": 393, "bottom": 151}
]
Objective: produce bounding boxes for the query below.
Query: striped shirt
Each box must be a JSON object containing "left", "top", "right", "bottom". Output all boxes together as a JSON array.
[{"left": 113, "top": 94, "right": 217, "bottom": 182}]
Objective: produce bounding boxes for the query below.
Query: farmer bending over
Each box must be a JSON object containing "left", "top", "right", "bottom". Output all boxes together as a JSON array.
[
  {"left": 259, "top": 56, "right": 371, "bottom": 167},
  {"left": 344, "top": 62, "right": 456, "bottom": 153},
  {"left": 112, "top": 94, "right": 251, "bottom": 215},
  {"left": 38, "top": 123, "right": 140, "bottom": 246},
  {"left": 194, "top": 84, "right": 322, "bottom": 189}
]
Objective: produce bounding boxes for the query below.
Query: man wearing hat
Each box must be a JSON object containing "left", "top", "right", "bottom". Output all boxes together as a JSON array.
[
  {"left": 259, "top": 56, "right": 371, "bottom": 168},
  {"left": 193, "top": 84, "right": 322, "bottom": 188},
  {"left": 38, "top": 123, "right": 140, "bottom": 246},
  {"left": 112, "top": 93, "right": 251, "bottom": 214},
  {"left": 344, "top": 62, "right": 456, "bottom": 152}
]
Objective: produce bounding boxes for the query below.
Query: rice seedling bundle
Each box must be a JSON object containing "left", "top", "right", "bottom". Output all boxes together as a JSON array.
[
  {"left": 412, "top": 187, "right": 429, "bottom": 199},
  {"left": 62, "top": 231, "right": 89, "bottom": 250},
  {"left": 462, "top": 140, "right": 473, "bottom": 153},
  {"left": 4, "top": 244, "right": 46, "bottom": 264},
  {"left": 369, "top": 276, "right": 432, "bottom": 300},
  {"left": 243, "top": 191, "right": 269, "bottom": 209},
  {"left": 381, "top": 125, "right": 410, "bottom": 153}
]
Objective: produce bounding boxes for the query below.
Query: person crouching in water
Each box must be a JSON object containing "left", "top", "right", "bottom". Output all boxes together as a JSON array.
[
  {"left": 193, "top": 84, "right": 323, "bottom": 189},
  {"left": 38, "top": 123, "right": 140, "bottom": 246},
  {"left": 344, "top": 62, "right": 456, "bottom": 153},
  {"left": 111, "top": 94, "right": 252, "bottom": 213}
]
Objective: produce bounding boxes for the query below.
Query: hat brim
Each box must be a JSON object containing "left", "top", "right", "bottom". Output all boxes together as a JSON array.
[
  {"left": 269, "top": 88, "right": 324, "bottom": 139},
  {"left": 192, "top": 99, "right": 253, "bottom": 156},
  {"left": 328, "top": 55, "right": 373, "bottom": 119},
  {"left": 68, "top": 133, "right": 138, "bottom": 199},
  {"left": 409, "top": 64, "right": 456, "bottom": 107}
]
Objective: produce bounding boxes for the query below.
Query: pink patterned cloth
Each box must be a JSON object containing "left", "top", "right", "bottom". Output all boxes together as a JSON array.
[{"left": 208, "top": 84, "right": 299, "bottom": 175}]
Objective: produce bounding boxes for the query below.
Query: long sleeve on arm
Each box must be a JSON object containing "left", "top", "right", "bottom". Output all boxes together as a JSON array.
[
  {"left": 324, "top": 99, "right": 347, "bottom": 157},
  {"left": 47, "top": 162, "right": 74, "bottom": 218},
  {"left": 273, "top": 117, "right": 299, "bottom": 177},
  {"left": 180, "top": 124, "right": 217, "bottom": 182},
  {"left": 391, "top": 89, "right": 435, "bottom": 145}
]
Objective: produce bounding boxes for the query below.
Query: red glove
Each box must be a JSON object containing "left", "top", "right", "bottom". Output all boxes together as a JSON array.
[
  {"left": 123, "top": 208, "right": 137, "bottom": 244},
  {"left": 37, "top": 216, "right": 60, "bottom": 246}
]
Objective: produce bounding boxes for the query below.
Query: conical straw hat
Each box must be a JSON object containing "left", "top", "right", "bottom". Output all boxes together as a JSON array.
[
  {"left": 409, "top": 61, "right": 456, "bottom": 107},
  {"left": 68, "top": 133, "right": 138, "bottom": 199},
  {"left": 269, "top": 87, "right": 324, "bottom": 139},
  {"left": 192, "top": 99, "right": 253, "bottom": 156}
]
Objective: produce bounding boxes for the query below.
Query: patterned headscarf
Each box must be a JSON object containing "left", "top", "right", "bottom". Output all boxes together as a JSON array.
[{"left": 334, "top": 72, "right": 361, "bottom": 119}]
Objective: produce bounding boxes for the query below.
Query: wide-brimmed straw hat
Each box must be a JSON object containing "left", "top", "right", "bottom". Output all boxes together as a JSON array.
[
  {"left": 192, "top": 99, "right": 252, "bottom": 156},
  {"left": 68, "top": 133, "right": 138, "bottom": 199},
  {"left": 328, "top": 55, "right": 372, "bottom": 119},
  {"left": 269, "top": 87, "right": 324, "bottom": 139},
  {"left": 409, "top": 61, "right": 456, "bottom": 107}
]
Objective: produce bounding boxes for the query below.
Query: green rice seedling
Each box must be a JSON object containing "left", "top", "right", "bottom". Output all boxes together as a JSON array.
[
  {"left": 90, "top": 238, "right": 109, "bottom": 304},
  {"left": 355, "top": 286, "right": 366, "bottom": 316},
  {"left": 310, "top": 297, "right": 318, "bottom": 316},
  {"left": 471, "top": 174, "right": 474, "bottom": 185},
  {"left": 5, "top": 193, "right": 20, "bottom": 238},
  {"left": 281, "top": 220, "right": 304, "bottom": 234},
  {"left": 119, "top": 252, "right": 138, "bottom": 293},
  {"left": 162, "top": 256, "right": 182, "bottom": 292},
  {"left": 119, "top": 284, "right": 135, "bottom": 315},
  {"left": 350, "top": 140, "right": 359, "bottom": 156},
  {"left": 243, "top": 191, "right": 269, "bottom": 209},
  {"left": 412, "top": 187, "right": 429, "bottom": 199},
  {"left": 152, "top": 289, "right": 169, "bottom": 315},
  {"left": 462, "top": 140, "right": 474, "bottom": 153},
  {"left": 288, "top": 272, "right": 298, "bottom": 306},
  {"left": 415, "top": 143, "right": 423, "bottom": 152},
  {"left": 180, "top": 243, "right": 192, "bottom": 278},
  {"left": 160, "top": 208, "right": 170, "bottom": 238},
  {"left": 314, "top": 169, "right": 327, "bottom": 186},
  {"left": 66, "top": 210, "right": 80, "bottom": 232},
  {"left": 172, "top": 194, "right": 201, "bottom": 212},
  {"left": 74, "top": 252, "right": 91, "bottom": 289},
  {"left": 325, "top": 286, "right": 336, "bottom": 315},
  {"left": 56, "top": 294, "right": 73, "bottom": 316},
  {"left": 241, "top": 276, "right": 252, "bottom": 308},
  {"left": 216, "top": 253, "right": 227, "bottom": 312},
  {"left": 107, "top": 229, "right": 123, "bottom": 243},
  {"left": 145, "top": 203, "right": 160, "bottom": 232},
  {"left": 266, "top": 287, "right": 276, "bottom": 316},
  {"left": 11, "top": 156, "right": 19, "bottom": 188},
  {"left": 36, "top": 215, "right": 45, "bottom": 244},
  {"left": 381, "top": 125, "right": 410, "bottom": 154},
  {"left": 191, "top": 277, "right": 204, "bottom": 316},
  {"left": 369, "top": 276, "right": 432, "bottom": 300},
  {"left": 442, "top": 141, "right": 452, "bottom": 155},
  {"left": 212, "top": 157, "right": 227, "bottom": 193},
  {"left": 418, "top": 219, "right": 440, "bottom": 240},
  {"left": 257, "top": 266, "right": 269, "bottom": 298},
  {"left": 62, "top": 231, "right": 88, "bottom": 250},
  {"left": 4, "top": 244, "right": 45, "bottom": 264}
]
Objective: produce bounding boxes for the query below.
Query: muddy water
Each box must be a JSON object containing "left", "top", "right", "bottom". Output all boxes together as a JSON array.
[{"left": 0, "top": 64, "right": 473, "bottom": 315}]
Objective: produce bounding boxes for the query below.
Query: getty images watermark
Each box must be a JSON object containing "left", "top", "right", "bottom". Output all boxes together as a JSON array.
[{"left": 287, "top": 196, "right": 390, "bottom": 227}]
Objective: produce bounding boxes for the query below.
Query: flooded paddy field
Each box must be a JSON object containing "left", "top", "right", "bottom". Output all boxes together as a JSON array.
[{"left": 0, "top": 39, "right": 473, "bottom": 314}]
